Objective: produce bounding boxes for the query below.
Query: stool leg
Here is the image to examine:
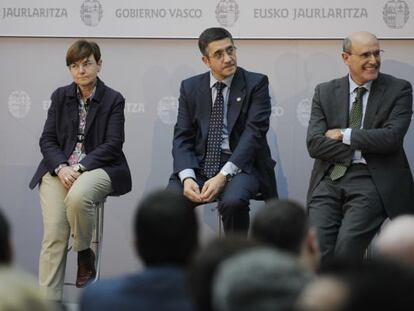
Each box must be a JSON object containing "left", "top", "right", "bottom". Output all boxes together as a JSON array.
[
  {"left": 217, "top": 209, "right": 222, "bottom": 238},
  {"left": 91, "top": 201, "right": 104, "bottom": 283}
]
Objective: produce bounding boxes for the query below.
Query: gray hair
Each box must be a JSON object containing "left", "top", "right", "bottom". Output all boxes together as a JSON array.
[{"left": 213, "top": 247, "right": 311, "bottom": 311}]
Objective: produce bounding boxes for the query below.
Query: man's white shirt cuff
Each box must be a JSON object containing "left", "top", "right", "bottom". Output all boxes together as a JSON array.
[
  {"left": 179, "top": 169, "right": 196, "bottom": 183},
  {"left": 342, "top": 128, "right": 352, "bottom": 145}
]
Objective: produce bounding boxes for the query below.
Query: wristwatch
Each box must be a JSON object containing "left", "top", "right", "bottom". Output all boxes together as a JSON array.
[
  {"left": 73, "top": 164, "right": 84, "bottom": 173},
  {"left": 220, "top": 171, "right": 232, "bottom": 183},
  {"left": 54, "top": 163, "right": 68, "bottom": 175}
]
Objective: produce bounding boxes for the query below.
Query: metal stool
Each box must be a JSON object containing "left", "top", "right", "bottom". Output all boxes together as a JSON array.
[
  {"left": 64, "top": 199, "right": 105, "bottom": 286},
  {"left": 216, "top": 208, "right": 223, "bottom": 237}
]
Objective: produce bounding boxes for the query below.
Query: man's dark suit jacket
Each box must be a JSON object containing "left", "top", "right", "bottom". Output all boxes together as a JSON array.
[
  {"left": 307, "top": 73, "right": 414, "bottom": 218},
  {"left": 80, "top": 267, "right": 194, "bottom": 311},
  {"left": 171, "top": 67, "right": 277, "bottom": 199},
  {"left": 29, "top": 78, "right": 131, "bottom": 196}
]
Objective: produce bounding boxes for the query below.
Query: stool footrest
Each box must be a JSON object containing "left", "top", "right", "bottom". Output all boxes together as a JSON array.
[{"left": 63, "top": 282, "right": 76, "bottom": 286}]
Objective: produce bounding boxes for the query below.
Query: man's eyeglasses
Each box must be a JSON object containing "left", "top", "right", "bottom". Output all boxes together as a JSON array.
[
  {"left": 209, "top": 46, "right": 237, "bottom": 61},
  {"left": 68, "top": 60, "right": 96, "bottom": 71},
  {"left": 347, "top": 49, "right": 384, "bottom": 60}
]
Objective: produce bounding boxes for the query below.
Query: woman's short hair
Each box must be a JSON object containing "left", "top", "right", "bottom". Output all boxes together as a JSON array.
[{"left": 66, "top": 40, "right": 101, "bottom": 66}]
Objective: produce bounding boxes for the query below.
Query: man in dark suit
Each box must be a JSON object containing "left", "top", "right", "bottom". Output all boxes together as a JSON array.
[
  {"left": 168, "top": 27, "right": 277, "bottom": 235},
  {"left": 307, "top": 31, "right": 414, "bottom": 261},
  {"left": 80, "top": 190, "right": 198, "bottom": 311},
  {"left": 29, "top": 40, "right": 131, "bottom": 301}
]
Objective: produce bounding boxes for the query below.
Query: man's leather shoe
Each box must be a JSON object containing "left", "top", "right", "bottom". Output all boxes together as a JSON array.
[{"left": 76, "top": 249, "right": 96, "bottom": 288}]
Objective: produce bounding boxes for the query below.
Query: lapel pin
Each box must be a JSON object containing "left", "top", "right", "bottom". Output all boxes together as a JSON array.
[{"left": 236, "top": 97, "right": 241, "bottom": 102}]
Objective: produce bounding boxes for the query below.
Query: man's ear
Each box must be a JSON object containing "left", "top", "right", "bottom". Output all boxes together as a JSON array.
[
  {"left": 202, "top": 55, "right": 210, "bottom": 67},
  {"left": 342, "top": 52, "right": 350, "bottom": 65}
]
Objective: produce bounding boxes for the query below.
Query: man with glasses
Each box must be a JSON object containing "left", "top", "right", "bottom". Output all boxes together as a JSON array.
[
  {"left": 306, "top": 31, "right": 414, "bottom": 261},
  {"left": 168, "top": 27, "right": 277, "bottom": 235}
]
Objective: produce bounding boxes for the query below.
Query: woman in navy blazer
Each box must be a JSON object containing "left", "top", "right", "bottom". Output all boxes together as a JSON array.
[{"left": 29, "top": 40, "right": 131, "bottom": 301}]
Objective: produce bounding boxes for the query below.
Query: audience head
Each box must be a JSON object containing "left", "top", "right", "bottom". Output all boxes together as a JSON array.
[
  {"left": 189, "top": 236, "right": 261, "bottom": 311},
  {"left": 0, "top": 268, "right": 52, "bottom": 311},
  {"left": 338, "top": 259, "right": 414, "bottom": 310},
  {"left": 0, "top": 208, "right": 12, "bottom": 264},
  {"left": 297, "top": 258, "right": 414, "bottom": 311},
  {"left": 252, "top": 199, "right": 319, "bottom": 271},
  {"left": 134, "top": 190, "right": 198, "bottom": 267},
  {"left": 0, "top": 209, "right": 51, "bottom": 310},
  {"left": 296, "top": 275, "right": 348, "bottom": 311},
  {"left": 375, "top": 215, "right": 414, "bottom": 266},
  {"left": 213, "top": 247, "right": 310, "bottom": 311}
]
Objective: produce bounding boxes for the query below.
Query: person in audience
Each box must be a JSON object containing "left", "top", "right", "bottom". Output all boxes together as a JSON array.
[
  {"left": 375, "top": 215, "right": 414, "bottom": 266},
  {"left": 213, "top": 247, "right": 310, "bottom": 311},
  {"left": 252, "top": 199, "right": 320, "bottom": 272},
  {"left": 297, "top": 259, "right": 414, "bottom": 311},
  {"left": 0, "top": 207, "right": 12, "bottom": 265},
  {"left": 29, "top": 39, "right": 132, "bottom": 301},
  {"left": 295, "top": 275, "right": 349, "bottom": 311},
  {"left": 306, "top": 31, "right": 414, "bottom": 261},
  {"left": 0, "top": 269, "right": 54, "bottom": 311},
  {"left": 80, "top": 190, "right": 198, "bottom": 311},
  {"left": 189, "top": 236, "right": 261, "bottom": 311},
  {"left": 0, "top": 208, "right": 54, "bottom": 311}
]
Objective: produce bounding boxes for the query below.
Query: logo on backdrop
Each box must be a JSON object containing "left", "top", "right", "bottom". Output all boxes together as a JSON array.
[
  {"left": 296, "top": 98, "right": 312, "bottom": 127},
  {"left": 8, "top": 91, "right": 31, "bottom": 119},
  {"left": 383, "top": 0, "right": 409, "bottom": 29},
  {"left": 271, "top": 105, "right": 284, "bottom": 117},
  {"left": 215, "top": 0, "right": 239, "bottom": 27},
  {"left": 157, "top": 96, "right": 178, "bottom": 125},
  {"left": 80, "top": 0, "right": 103, "bottom": 26},
  {"left": 125, "top": 102, "right": 145, "bottom": 114}
]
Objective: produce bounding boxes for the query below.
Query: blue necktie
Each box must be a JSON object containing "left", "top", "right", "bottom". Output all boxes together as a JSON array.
[{"left": 203, "top": 82, "right": 226, "bottom": 178}]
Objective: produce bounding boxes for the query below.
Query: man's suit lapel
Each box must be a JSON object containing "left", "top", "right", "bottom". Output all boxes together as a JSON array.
[
  {"left": 335, "top": 76, "right": 350, "bottom": 128},
  {"left": 197, "top": 72, "right": 213, "bottom": 141},
  {"left": 364, "top": 75, "right": 385, "bottom": 129},
  {"left": 228, "top": 68, "right": 246, "bottom": 135}
]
